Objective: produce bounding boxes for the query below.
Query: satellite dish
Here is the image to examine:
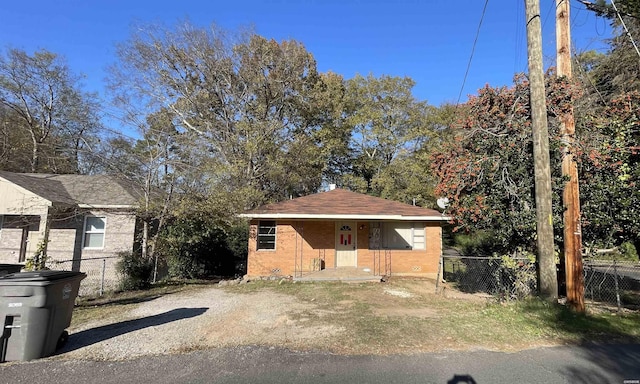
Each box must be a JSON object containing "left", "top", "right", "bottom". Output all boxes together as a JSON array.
[{"left": 436, "top": 197, "right": 450, "bottom": 210}]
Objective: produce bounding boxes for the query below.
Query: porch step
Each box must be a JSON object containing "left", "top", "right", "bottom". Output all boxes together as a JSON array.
[
  {"left": 293, "top": 267, "right": 383, "bottom": 283},
  {"left": 294, "top": 275, "right": 382, "bottom": 283}
]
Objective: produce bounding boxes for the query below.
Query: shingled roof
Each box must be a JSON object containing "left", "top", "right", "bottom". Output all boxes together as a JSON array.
[
  {"left": 243, "top": 188, "right": 447, "bottom": 221},
  {"left": 0, "top": 171, "right": 142, "bottom": 208}
]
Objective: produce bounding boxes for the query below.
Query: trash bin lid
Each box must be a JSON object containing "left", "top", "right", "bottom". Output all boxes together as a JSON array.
[
  {"left": 0, "top": 264, "right": 24, "bottom": 268},
  {"left": 0, "top": 270, "right": 86, "bottom": 282}
]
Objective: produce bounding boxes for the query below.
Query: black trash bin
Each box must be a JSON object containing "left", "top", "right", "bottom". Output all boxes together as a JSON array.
[
  {"left": 0, "top": 271, "right": 86, "bottom": 362},
  {"left": 0, "top": 264, "right": 23, "bottom": 276}
]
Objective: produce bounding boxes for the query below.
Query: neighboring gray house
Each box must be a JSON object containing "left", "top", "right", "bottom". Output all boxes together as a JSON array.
[{"left": 0, "top": 171, "right": 141, "bottom": 283}]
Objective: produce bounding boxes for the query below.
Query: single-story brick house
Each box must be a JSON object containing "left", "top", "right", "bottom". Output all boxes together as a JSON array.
[
  {"left": 0, "top": 171, "right": 141, "bottom": 286},
  {"left": 242, "top": 188, "right": 449, "bottom": 280}
]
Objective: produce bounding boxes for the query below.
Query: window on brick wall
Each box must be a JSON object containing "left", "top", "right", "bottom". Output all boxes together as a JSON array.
[
  {"left": 257, "top": 221, "right": 276, "bottom": 250},
  {"left": 371, "top": 222, "right": 426, "bottom": 250},
  {"left": 83, "top": 216, "right": 106, "bottom": 249}
]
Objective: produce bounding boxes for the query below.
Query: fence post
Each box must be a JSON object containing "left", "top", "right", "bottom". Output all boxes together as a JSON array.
[
  {"left": 585, "top": 263, "right": 593, "bottom": 301},
  {"left": 436, "top": 254, "right": 443, "bottom": 294},
  {"left": 100, "top": 258, "right": 106, "bottom": 297},
  {"left": 497, "top": 259, "right": 503, "bottom": 297},
  {"left": 614, "top": 259, "right": 621, "bottom": 312}
]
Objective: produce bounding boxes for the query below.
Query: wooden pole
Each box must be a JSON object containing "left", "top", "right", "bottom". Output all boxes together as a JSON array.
[
  {"left": 525, "top": 0, "right": 558, "bottom": 300},
  {"left": 556, "top": 0, "right": 585, "bottom": 312}
]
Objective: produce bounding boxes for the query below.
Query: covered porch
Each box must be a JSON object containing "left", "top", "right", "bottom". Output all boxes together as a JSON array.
[{"left": 243, "top": 188, "right": 448, "bottom": 280}]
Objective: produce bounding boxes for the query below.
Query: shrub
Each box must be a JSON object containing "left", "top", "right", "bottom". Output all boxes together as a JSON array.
[
  {"left": 496, "top": 252, "right": 537, "bottom": 300},
  {"left": 454, "top": 230, "right": 495, "bottom": 255},
  {"left": 159, "top": 220, "right": 248, "bottom": 279},
  {"left": 448, "top": 251, "right": 537, "bottom": 301},
  {"left": 619, "top": 242, "right": 639, "bottom": 261},
  {"left": 117, "top": 251, "right": 153, "bottom": 291},
  {"left": 226, "top": 221, "right": 249, "bottom": 276},
  {"left": 24, "top": 239, "right": 50, "bottom": 271}
]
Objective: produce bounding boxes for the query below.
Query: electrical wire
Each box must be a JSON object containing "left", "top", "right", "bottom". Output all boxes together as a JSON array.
[
  {"left": 611, "top": 0, "right": 640, "bottom": 59},
  {"left": 540, "top": 0, "right": 558, "bottom": 71},
  {"left": 455, "top": 0, "right": 489, "bottom": 107},
  {"left": 514, "top": 1, "right": 524, "bottom": 75},
  {"left": 517, "top": 1, "right": 556, "bottom": 75}
]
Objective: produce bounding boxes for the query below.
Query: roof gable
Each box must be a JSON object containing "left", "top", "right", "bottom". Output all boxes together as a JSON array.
[{"left": 245, "top": 189, "right": 446, "bottom": 221}]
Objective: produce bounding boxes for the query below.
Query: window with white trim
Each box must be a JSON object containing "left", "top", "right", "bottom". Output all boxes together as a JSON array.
[
  {"left": 371, "top": 222, "right": 426, "bottom": 250},
  {"left": 257, "top": 221, "right": 276, "bottom": 250},
  {"left": 83, "top": 216, "right": 106, "bottom": 249},
  {"left": 412, "top": 224, "right": 426, "bottom": 250}
]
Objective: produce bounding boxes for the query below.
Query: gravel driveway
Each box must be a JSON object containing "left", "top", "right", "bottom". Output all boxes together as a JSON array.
[{"left": 58, "top": 287, "right": 342, "bottom": 361}]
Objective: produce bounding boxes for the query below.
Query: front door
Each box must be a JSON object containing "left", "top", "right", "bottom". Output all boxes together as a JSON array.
[{"left": 335, "top": 221, "right": 357, "bottom": 267}]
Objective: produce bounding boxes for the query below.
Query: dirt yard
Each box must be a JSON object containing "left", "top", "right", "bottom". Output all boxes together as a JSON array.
[{"left": 57, "top": 278, "right": 578, "bottom": 361}]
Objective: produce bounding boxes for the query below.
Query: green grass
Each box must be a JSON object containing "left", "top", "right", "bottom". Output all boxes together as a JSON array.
[
  {"left": 518, "top": 299, "right": 640, "bottom": 342},
  {"left": 224, "top": 279, "right": 640, "bottom": 353}
]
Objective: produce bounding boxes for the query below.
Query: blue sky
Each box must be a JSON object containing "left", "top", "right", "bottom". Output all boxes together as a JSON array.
[{"left": 1, "top": 0, "right": 612, "bottom": 109}]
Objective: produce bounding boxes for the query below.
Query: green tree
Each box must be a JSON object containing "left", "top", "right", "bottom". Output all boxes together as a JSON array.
[
  {"left": 374, "top": 102, "right": 458, "bottom": 207},
  {"left": 98, "top": 107, "right": 186, "bottom": 281},
  {"left": 343, "top": 74, "right": 432, "bottom": 196},
  {"left": 574, "top": 1, "right": 640, "bottom": 253},
  {"left": 432, "top": 70, "right": 640, "bottom": 256},
  {"left": 109, "top": 22, "right": 323, "bottom": 208},
  {"left": 0, "top": 48, "right": 101, "bottom": 173},
  {"left": 577, "top": 91, "right": 640, "bottom": 252},
  {"left": 431, "top": 74, "right": 568, "bottom": 253},
  {"left": 580, "top": 1, "right": 640, "bottom": 98},
  {"left": 0, "top": 104, "right": 31, "bottom": 171},
  {"left": 307, "top": 71, "right": 353, "bottom": 186}
]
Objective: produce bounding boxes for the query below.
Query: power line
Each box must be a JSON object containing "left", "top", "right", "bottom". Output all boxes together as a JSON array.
[
  {"left": 572, "top": 46, "right": 607, "bottom": 105},
  {"left": 516, "top": 1, "right": 556, "bottom": 75},
  {"left": 611, "top": 0, "right": 640, "bottom": 59},
  {"left": 515, "top": 1, "right": 524, "bottom": 74},
  {"left": 541, "top": 0, "right": 557, "bottom": 35},
  {"left": 540, "top": 0, "right": 558, "bottom": 71},
  {"left": 455, "top": 0, "right": 489, "bottom": 106}
]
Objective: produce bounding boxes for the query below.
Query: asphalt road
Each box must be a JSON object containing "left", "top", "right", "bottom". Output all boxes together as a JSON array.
[
  {"left": 588, "top": 264, "right": 640, "bottom": 282},
  {"left": 2, "top": 344, "right": 639, "bottom": 384}
]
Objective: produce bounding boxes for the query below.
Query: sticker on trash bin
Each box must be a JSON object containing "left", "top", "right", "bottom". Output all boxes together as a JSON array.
[
  {"left": 8, "top": 302, "right": 22, "bottom": 308},
  {"left": 62, "top": 283, "right": 72, "bottom": 300}
]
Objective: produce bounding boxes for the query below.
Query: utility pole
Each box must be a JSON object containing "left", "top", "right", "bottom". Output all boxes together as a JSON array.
[
  {"left": 525, "top": 0, "right": 558, "bottom": 300},
  {"left": 556, "top": 0, "right": 585, "bottom": 312}
]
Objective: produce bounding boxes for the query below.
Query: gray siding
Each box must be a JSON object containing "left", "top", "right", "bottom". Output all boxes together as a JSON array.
[{"left": 0, "top": 210, "right": 136, "bottom": 268}]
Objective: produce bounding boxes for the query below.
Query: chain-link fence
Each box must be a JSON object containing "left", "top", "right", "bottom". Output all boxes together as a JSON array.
[
  {"left": 584, "top": 259, "right": 640, "bottom": 310},
  {"left": 48, "top": 256, "right": 121, "bottom": 297},
  {"left": 441, "top": 255, "right": 640, "bottom": 309},
  {"left": 441, "top": 255, "right": 537, "bottom": 300}
]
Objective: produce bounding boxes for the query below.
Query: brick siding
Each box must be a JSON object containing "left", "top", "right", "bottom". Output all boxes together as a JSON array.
[{"left": 247, "top": 220, "right": 442, "bottom": 278}]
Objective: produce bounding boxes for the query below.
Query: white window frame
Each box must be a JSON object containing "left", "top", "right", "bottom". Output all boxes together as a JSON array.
[
  {"left": 82, "top": 216, "right": 106, "bottom": 249},
  {"left": 375, "top": 222, "right": 426, "bottom": 250},
  {"left": 411, "top": 224, "right": 426, "bottom": 250},
  {"left": 257, "top": 220, "right": 276, "bottom": 251}
]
